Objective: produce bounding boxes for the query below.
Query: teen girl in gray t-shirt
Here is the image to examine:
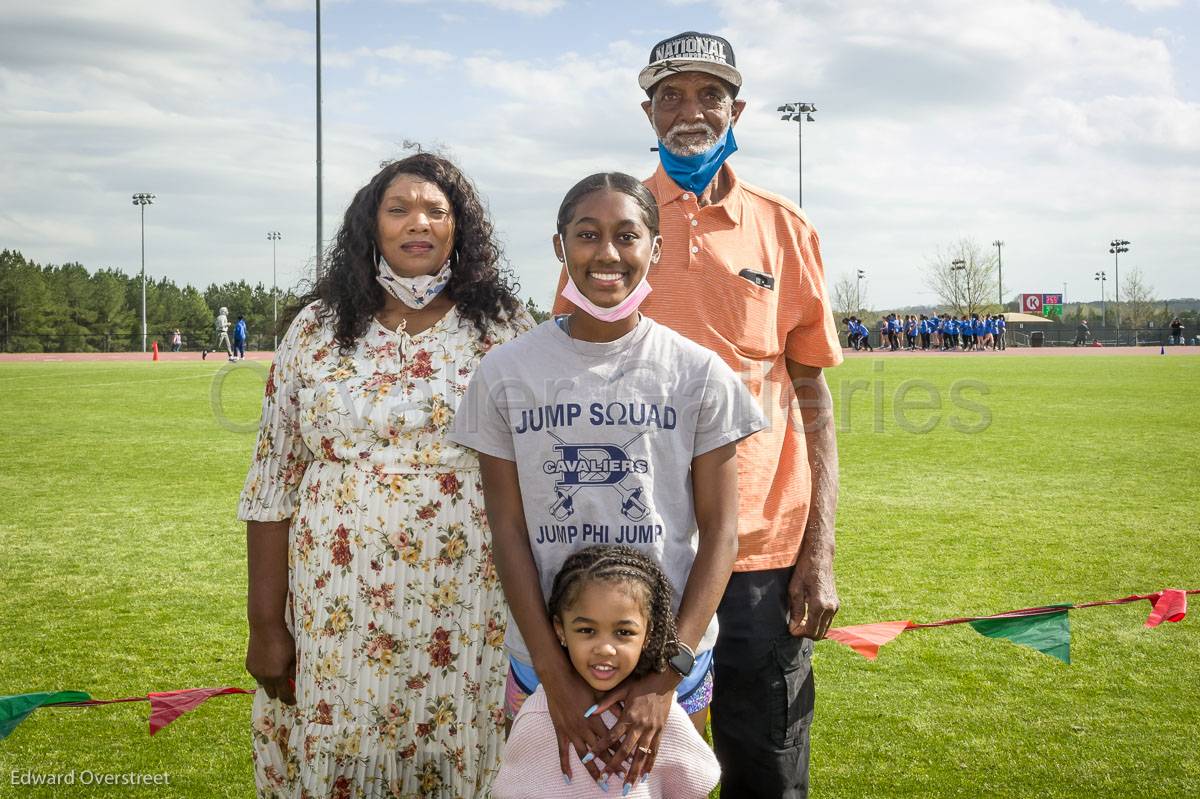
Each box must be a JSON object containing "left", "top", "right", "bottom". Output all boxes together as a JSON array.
[{"left": 450, "top": 172, "right": 763, "bottom": 787}]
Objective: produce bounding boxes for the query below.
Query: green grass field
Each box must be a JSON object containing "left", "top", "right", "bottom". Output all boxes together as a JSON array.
[{"left": 1, "top": 354, "right": 1197, "bottom": 798}]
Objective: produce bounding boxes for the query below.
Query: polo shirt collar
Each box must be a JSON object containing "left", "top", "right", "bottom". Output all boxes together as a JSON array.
[{"left": 648, "top": 162, "right": 744, "bottom": 226}]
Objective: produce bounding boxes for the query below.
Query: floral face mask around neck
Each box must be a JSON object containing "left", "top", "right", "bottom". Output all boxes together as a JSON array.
[{"left": 376, "top": 253, "right": 452, "bottom": 309}]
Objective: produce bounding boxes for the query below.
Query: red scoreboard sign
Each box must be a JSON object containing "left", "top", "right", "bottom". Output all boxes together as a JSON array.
[{"left": 1021, "top": 293, "right": 1063, "bottom": 314}]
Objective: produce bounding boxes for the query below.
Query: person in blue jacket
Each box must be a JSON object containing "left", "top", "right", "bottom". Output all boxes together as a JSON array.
[
  {"left": 232, "top": 314, "right": 248, "bottom": 361},
  {"left": 860, "top": 319, "right": 874, "bottom": 351},
  {"left": 995, "top": 314, "right": 1007, "bottom": 350},
  {"left": 979, "top": 315, "right": 993, "bottom": 351}
]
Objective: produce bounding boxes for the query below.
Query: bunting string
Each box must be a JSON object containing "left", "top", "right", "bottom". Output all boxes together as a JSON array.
[
  {"left": 824, "top": 588, "right": 1194, "bottom": 662},
  {"left": 906, "top": 589, "right": 1194, "bottom": 628},
  {"left": 1, "top": 589, "right": 1193, "bottom": 741}
]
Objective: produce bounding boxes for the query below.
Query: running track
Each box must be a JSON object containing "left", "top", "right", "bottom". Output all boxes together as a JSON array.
[{"left": 3, "top": 346, "right": 1197, "bottom": 363}]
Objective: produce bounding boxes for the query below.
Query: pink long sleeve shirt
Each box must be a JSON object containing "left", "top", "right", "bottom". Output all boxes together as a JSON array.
[{"left": 491, "top": 685, "right": 721, "bottom": 798}]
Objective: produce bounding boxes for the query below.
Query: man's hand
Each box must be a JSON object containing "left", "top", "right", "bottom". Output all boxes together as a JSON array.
[
  {"left": 785, "top": 359, "right": 840, "bottom": 640},
  {"left": 788, "top": 551, "right": 838, "bottom": 640}
]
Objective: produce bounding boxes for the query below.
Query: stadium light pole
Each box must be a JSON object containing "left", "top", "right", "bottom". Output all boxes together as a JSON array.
[
  {"left": 315, "top": 0, "right": 324, "bottom": 283},
  {"left": 856, "top": 269, "right": 865, "bottom": 314},
  {"left": 268, "top": 232, "right": 282, "bottom": 349},
  {"left": 993, "top": 239, "right": 1004, "bottom": 309},
  {"left": 1094, "top": 271, "right": 1107, "bottom": 326},
  {"left": 131, "top": 193, "right": 155, "bottom": 352},
  {"left": 777, "top": 102, "right": 816, "bottom": 207},
  {"left": 1108, "top": 239, "right": 1129, "bottom": 344},
  {"left": 951, "top": 258, "right": 967, "bottom": 314}
]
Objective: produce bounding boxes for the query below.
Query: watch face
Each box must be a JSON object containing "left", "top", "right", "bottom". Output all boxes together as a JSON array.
[{"left": 669, "top": 649, "right": 695, "bottom": 677}]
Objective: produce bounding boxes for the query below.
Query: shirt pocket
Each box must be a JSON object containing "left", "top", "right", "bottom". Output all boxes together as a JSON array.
[{"left": 698, "top": 263, "right": 779, "bottom": 360}]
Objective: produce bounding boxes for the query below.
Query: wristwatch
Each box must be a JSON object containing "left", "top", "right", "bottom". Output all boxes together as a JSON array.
[{"left": 667, "top": 640, "right": 696, "bottom": 678}]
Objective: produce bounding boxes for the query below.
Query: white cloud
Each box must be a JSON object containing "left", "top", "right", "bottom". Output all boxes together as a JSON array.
[
  {"left": 386, "top": 0, "right": 564, "bottom": 15},
  {"left": 1151, "top": 26, "right": 1186, "bottom": 48},
  {"left": 374, "top": 46, "right": 455, "bottom": 67},
  {"left": 265, "top": 0, "right": 353, "bottom": 9},
  {"left": 326, "top": 45, "right": 455, "bottom": 70},
  {"left": 364, "top": 66, "right": 408, "bottom": 88},
  {"left": 1124, "top": 0, "right": 1182, "bottom": 10},
  {"left": 468, "top": 0, "right": 564, "bottom": 13}
]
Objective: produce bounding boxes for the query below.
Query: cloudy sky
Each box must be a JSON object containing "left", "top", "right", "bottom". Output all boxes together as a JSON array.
[{"left": 2, "top": 0, "right": 1197, "bottom": 309}]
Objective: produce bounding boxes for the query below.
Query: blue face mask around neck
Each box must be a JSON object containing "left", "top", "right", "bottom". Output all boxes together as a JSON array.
[{"left": 657, "top": 124, "right": 738, "bottom": 196}]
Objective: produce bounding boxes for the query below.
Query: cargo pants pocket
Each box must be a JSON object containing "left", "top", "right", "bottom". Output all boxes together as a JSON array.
[{"left": 767, "top": 635, "right": 814, "bottom": 749}]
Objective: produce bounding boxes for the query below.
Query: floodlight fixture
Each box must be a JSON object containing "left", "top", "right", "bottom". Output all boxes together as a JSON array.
[{"left": 777, "top": 101, "right": 818, "bottom": 207}]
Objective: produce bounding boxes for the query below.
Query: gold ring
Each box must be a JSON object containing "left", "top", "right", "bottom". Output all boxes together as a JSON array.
[{"left": 637, "top": 745, "right": 653, "bottom": 755}]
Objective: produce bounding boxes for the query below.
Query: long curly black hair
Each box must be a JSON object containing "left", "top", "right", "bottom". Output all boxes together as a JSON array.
[
  {"left": 547, "top": 545, "right": 680, "bottom": 679},
  {"left": 300, "top": 150, "right": 523, "bottom": 351}
]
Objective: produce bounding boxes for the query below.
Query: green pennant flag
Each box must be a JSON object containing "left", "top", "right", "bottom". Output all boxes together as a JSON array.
[
  {"left": 968, "top": 609, "right": 1071, "bottom": 664},
  {"left": 0, "top": 691, "right": 92, "bottom": 739}
]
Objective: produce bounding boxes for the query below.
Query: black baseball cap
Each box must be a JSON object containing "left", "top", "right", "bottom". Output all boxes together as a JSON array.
[{"left": 638, "top": 31, "right": 742, "bottom": 95}]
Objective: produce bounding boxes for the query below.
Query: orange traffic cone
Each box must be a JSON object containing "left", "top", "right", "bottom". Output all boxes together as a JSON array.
[{"left": 152, "top": 340, "right": 159, "bottom": 361}]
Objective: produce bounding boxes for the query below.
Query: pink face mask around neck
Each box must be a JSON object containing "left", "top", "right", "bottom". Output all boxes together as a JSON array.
[{"left": 560, "top": 269, "right": 653, "bottom": 323}]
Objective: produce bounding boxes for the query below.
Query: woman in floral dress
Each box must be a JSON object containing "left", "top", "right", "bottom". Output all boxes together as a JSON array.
[{"left": 239, "top": 152, "right": 531, "bottom": 798}]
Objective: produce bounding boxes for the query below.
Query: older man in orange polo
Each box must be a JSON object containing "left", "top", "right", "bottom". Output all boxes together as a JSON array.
[{"left": 554, "top": 31, "right": 843, "bottom": 797}]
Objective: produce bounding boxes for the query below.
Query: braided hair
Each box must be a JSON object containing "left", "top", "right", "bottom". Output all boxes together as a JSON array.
[
  {"left": 556, "top": 172, "right": 659, "bottom": 237},
  {"left": 547, "top": 545, "right": 680, "bottom": 679}
]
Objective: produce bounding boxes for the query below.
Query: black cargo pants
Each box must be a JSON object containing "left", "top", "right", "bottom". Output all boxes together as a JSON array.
[{"left": 711, "top": 567, "right": 815, "bottom": 798}]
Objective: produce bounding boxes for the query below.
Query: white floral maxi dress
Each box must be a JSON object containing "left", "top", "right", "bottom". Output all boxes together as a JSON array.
[{"left": 238, "top": 302, "right": 529, "bottom": 798}]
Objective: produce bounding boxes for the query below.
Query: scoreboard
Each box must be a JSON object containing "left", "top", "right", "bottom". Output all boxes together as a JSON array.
[{"left": 1020, "top": 293, "right": 1063, "bottom": 318}]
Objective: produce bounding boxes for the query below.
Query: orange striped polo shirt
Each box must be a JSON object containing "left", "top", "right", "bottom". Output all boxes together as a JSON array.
[{"left": 552, "top": 163, "right": 843, "bottom": 571}]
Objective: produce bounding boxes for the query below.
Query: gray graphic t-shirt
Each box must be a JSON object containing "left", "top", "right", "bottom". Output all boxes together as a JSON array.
[{"left": 449, "top": 316, "right": 765, "bottom": 663}]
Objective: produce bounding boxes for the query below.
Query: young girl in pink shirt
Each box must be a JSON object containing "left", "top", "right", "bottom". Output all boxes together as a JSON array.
[{"left": 491, "top": 545, "right": 720, "bottom": 798}]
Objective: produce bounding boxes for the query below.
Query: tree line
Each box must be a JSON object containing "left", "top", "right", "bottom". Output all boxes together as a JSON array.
[
  {"left": 4, "top": 244, "right": 1188, "bottom": 353},
  {"left": 0, "top": 249, "right": 303, "bottom": 352},
  {"left": 0, "top": 249, "right": 554, "bottom": 353}
]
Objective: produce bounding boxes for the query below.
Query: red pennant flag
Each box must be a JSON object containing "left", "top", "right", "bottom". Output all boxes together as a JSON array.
[
  {"left": 1145, "top": 590, "right": 1187, "bottom": 628},
  {"left": 825, "top": 620, "right": 912, "bottom": 660},
  {"left": 148, "top": 687, "right": 254, "bottom": 735}
]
